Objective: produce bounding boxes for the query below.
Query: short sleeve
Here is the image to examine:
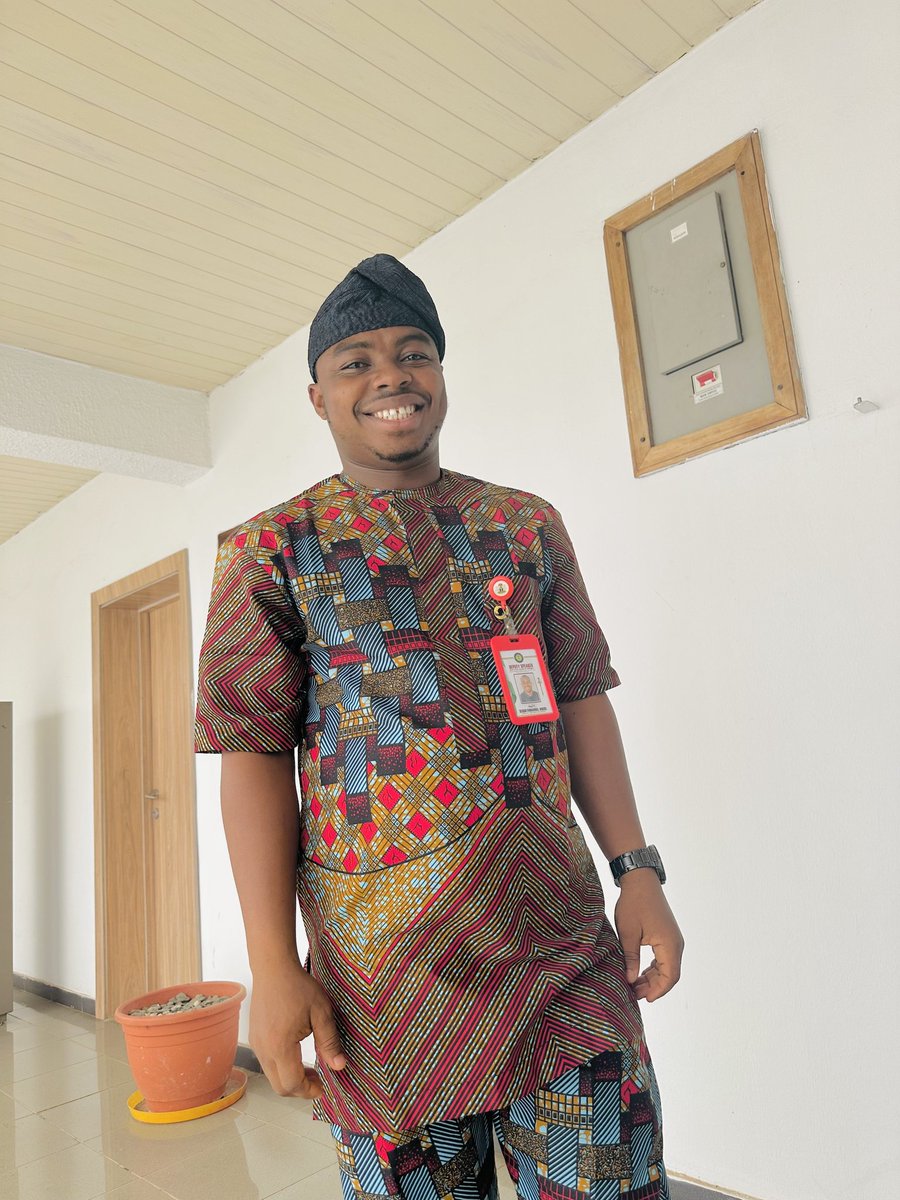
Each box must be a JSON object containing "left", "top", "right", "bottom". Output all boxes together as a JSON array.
[
  {"left": 195, "top": 535, "right": 307, "bottom": 753},
  {"left": 540, "top": 507, "right": 620, "bottom": 702}
]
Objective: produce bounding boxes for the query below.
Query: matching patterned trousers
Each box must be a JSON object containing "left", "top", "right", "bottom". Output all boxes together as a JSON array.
[{"left": 331, "top": 1049, "right": 668, "bottom": 1200}]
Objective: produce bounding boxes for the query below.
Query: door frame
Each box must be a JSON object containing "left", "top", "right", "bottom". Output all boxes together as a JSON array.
[{"left": 91, "top": 550, "right": 200, "bottom": 1018}]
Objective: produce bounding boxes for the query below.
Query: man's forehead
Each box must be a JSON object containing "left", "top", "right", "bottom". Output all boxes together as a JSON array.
[{"left": 328, "top": 327, "right": 434, "bottom": 355}]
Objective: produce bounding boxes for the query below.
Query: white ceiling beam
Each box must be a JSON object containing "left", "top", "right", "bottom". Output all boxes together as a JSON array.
[{"left": 0, "top": 343, "right": 211, "bottom": 485}]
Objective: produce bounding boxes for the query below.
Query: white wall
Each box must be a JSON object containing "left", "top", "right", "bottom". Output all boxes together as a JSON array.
[{"left": 2, "top": 0, "right": 897, "bottom": 1195}]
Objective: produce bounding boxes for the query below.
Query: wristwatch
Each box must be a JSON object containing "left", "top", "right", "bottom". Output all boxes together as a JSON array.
[{"left": 608, "top": 845, "right": 666, "bottom": 887}]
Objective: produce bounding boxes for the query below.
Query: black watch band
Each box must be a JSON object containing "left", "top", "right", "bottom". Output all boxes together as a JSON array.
[{"left": 608, "top": 845, "right": 666, "bottom": 887}]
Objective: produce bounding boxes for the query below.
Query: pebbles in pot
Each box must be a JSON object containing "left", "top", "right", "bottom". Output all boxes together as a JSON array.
[{"left": 128, "top": 992, "right": 230, "bottom": 1017}]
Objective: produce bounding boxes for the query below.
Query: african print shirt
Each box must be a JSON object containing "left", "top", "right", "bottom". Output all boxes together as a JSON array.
[{"left": 196, "top": 470, "right": 649, "bottom": 1133}]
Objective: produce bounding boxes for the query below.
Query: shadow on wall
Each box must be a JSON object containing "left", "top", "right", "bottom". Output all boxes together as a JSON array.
[{"left": 30, "top": 713, "right": 65, "bottom": 985}]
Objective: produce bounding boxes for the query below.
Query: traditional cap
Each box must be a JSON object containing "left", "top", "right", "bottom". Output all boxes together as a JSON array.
[{"left": 308, "top": 253, "right": 445, "bottom": 380}]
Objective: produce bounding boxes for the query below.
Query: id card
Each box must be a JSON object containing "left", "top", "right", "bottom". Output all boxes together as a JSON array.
[{"left": 491, "top": 634, "right": 559, "bottom": 725}]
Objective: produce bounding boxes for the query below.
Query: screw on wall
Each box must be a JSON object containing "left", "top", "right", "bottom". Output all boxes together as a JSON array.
[{"left": 853, "top": 396, "right": 879, "bottom": 413}]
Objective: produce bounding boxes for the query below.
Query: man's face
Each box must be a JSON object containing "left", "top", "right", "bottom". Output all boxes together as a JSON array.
[{"left": 308, "top": 326, "right": 447, "bottom": 478}]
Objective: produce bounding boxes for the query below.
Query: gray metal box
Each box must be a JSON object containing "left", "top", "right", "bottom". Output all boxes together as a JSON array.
[
  {"left": 625, "top": 171, "right": 774, "bottom": 445},
  {"left": 641, "top": 190, "right": 742, "bottom": 374}
]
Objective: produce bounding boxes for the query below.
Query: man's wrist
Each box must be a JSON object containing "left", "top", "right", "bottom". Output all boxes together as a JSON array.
[
  {"left": 608, "top": 844, "right": 666, "bottom": 887},
  {"left": 617, "top": 865, "right": 663, "bottom": 889},
  {"left": 248, "top": 946, "right": 303, "bottom": 976}
]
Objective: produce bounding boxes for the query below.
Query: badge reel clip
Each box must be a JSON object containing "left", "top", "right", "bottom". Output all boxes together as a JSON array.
[
  {"left": 488, "top": 575, "right": 518, "bottom": 637},
  {"left": 487, "top": 576, "right": 559, "bottom": 725}
]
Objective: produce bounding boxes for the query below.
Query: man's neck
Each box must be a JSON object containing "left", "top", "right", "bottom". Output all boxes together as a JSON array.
[{"left": 337, "top": 456, "right": 442, "bottom": 491}]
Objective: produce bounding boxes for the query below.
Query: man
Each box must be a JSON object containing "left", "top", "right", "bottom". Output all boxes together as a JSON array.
[{"left": 196, "top": 254, "right": 683, "bottom": 1199}]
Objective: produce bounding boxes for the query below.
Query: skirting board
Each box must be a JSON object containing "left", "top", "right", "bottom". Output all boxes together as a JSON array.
[{"left": 13, "top": 972, "right": 96, "bottom": 1015}]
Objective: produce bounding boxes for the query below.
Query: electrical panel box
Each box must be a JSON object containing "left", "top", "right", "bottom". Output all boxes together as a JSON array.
[
  {"left": 624, "top": 170, "right": 776, "bottom": 446},
  {"left": 604, "top": 133, "right": 805, "bottom": 475},
  {"left": 643, "top": 191, "right": 742, "bottom": 375}
]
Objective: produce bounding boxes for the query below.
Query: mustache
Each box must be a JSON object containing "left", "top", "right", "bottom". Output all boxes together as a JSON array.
[{"left": 370, "top": 389, "right": 425, "bottom": 402}]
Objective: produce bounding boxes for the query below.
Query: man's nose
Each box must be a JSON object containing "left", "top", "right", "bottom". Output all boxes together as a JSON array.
[{"left": 373, "top": 360, "right": 413, "bottom": 389}]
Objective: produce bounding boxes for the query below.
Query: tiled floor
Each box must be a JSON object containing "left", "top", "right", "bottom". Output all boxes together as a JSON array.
[
  {"left": 1, "top": 989, "right": 730, "bottom": 1200},
  {"left": 1, "top": 989, "right": 512, "bottom": 1200}
]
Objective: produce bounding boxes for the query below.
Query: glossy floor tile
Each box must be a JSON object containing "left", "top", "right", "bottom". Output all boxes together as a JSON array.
[
  {"left": 0, "top": 990, "right": 368, "bottom": 1200},
  {"left": 1, "top": 990, "right": 732, "bottom": 1199}
]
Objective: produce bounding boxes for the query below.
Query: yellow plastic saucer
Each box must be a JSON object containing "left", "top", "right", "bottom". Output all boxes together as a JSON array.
[{"left": 127, "top": 1067, "right": 248, "bottom": 1124}]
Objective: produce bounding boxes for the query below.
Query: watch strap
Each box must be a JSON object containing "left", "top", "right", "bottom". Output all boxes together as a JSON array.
[{"left": 608, "top": 844, "right": 666, "bottom": 886}]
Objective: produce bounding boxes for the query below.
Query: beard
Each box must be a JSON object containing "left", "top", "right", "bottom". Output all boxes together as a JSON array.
[{"left": 371, "top": 422, "right": 441, "bottom": 464}]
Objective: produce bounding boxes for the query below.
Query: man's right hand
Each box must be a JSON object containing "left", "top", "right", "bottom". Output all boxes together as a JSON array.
[{"left": 249, "top": 958, "right": 348, "bottom": 1100}]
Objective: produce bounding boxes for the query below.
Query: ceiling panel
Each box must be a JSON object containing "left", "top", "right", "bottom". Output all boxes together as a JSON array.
[
  {"left": 0, "top": 0, "right": 759, "bottom": 394},
  {"left": 0, "top": 454, "right": 97, "bottom": 545}
]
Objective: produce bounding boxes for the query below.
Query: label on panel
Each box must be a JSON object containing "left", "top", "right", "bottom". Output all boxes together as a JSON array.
[{"left": 691, "top": 365, "right": 725, "bottom": 403}]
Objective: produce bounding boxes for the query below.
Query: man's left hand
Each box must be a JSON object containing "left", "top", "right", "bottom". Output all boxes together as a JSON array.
[{"left": 614, "top": 869, "right": 684, "bottom": 1002}]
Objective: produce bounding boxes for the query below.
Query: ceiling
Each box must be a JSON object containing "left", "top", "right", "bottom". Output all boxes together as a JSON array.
[
  {"left": 0, "top": 453, "right": 97, "bottom": 544},
  {"left": 0, "top": 0, "right": 757, "bottom": 396}
]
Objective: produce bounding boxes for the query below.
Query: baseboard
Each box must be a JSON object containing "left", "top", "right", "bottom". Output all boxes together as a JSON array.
[
  {"left": 14, "top": 972, "right": 97, "bottom": 1015},
  {"left": 669, "top": 1174, "right": 759, "bottom": 1200}
]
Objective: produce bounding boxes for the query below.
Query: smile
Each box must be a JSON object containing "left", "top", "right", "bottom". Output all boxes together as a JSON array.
[{"left": 369, "top": 404, "right": 422, "bottom": 422}]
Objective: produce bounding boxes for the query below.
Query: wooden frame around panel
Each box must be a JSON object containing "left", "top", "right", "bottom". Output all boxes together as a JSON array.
[
  {"left": 91, "top": 550, "right": 199, "bottom": 1019},
  {"left": 604, "top": 131, "right": 805, "bottom": 476}
]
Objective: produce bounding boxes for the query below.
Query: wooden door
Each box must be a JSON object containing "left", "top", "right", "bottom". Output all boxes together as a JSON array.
[
  {"left": 92, "top": 551, "right": 200, "bottom": 1018},
  {"left": 142, "top": 597, "right": 196, "bottom": 990},
  {"left": 98, "top": 607, "right": 146, "bottom": 1008}
]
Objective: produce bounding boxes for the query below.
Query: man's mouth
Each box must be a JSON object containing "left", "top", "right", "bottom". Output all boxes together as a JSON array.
[
  {"left": 373, "top": 403, "right": 420, "bottom": 421},
  {"left": 364, "top": 400, "right": 425, "bottom": 422}
]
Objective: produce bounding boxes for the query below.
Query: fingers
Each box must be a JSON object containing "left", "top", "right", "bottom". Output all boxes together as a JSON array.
[
  {"left": 633, "top": 936, "right": 684, "bottom": 1002},
  {"left": 265, "top": 1053, "right": 324, "bottom": 1099},
  {"left": 261, "top": 1002, "right": 346, "bottom": 1100},
  {"left": 259, "top": 1045, "right": 324, "bottom": 1100},
  {"left": 616, "top": 888, "right": 684, "bottom": 1002},
  {"left": 649, "top": 928, "right": 684, "bottom": 1001},
  {"left": 312, "top": 1001, "right": 348, "bottom": 1071},
  {"left": 290, "top": 1065, "right": 325, "bottom": 1100},
  {"left": 616, "top": 910, "right": 642, "bottom": 986}
]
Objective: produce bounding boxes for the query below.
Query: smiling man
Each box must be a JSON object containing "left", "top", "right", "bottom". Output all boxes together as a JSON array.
[{"left": 196, "top": 254, "right": 682, "bottom": 1200}]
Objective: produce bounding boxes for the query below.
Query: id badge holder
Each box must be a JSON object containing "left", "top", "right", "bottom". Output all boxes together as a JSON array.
[
  {"left": 485, "top": 579, "right": 558, "bottom": 725},
  {"left": 491, "top": 633, "right": 559, "bottom": 725}
]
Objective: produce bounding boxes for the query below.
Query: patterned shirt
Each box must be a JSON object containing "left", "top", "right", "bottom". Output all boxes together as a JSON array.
[{"left": 195, "top": 469, "right": 647, "bottom": 1133}]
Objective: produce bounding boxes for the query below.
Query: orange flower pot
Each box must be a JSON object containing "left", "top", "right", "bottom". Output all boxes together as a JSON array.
[{"left": 114, "top": 981, "right": 246, "bottom": 1113}]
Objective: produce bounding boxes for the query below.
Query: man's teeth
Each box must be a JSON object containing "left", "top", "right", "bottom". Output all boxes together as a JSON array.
[{"left": 372, "top": 405, "right": 417, "bottom": 421}]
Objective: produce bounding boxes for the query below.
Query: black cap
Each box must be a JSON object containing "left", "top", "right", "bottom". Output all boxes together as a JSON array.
[{"left": 308, "top": 254, "right": 445, "bottom": 380}]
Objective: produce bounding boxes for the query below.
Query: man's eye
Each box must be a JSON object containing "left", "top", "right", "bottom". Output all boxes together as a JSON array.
[
  {"left": 341, "top": 360, "right": 368, "bottom": 370},
  {"left": 402, "top": 352, "right": 428, "bottom": 362}
]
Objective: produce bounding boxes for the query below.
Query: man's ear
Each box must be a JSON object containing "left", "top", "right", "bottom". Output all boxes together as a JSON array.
[{"left": 308, "top": 382, "right": 328, "bottom": 421}]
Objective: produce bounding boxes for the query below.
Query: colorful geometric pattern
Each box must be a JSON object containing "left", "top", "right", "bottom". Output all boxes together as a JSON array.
[
  {"left": 332, "top": 1050, "right": 668, "bottom": 1199},
  {"left": 195, "top": 470, "right": 645, "bottom": 1134},
  {"left": 197, "top": 472, "right": 615, "bottom": 870}
]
